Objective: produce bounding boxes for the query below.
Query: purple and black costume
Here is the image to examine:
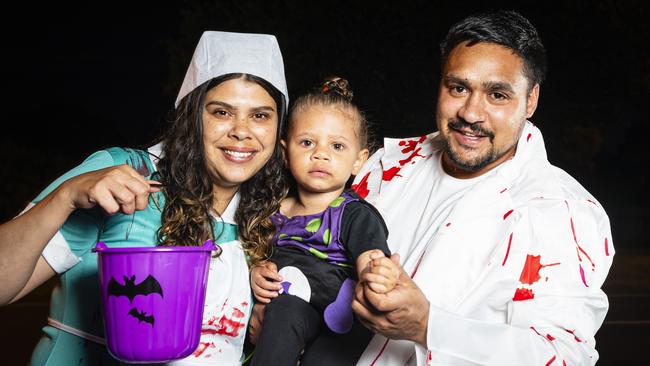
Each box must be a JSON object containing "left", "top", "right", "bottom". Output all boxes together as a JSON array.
[{"left": 250, "top": 189, "right": 390, "bottom": 366}]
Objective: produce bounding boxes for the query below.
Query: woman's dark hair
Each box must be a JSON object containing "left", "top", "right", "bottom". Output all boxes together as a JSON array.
[
  {"left": 154, "top": 73, "right": 287, "bottom": 264},
  {"left": 440, "top": 10, "right": 547, "bottom": 89}
]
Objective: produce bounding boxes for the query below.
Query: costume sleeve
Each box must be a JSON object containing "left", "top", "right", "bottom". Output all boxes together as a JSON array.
[
  {"left": 340, "top": 201, "right": 390, "bottom": 261},
  {"left": 415, "top": 198, "right": 613, "bottom": 366},
  {"left": 31, "top": 150, "right": 117, "bottom": 273}
]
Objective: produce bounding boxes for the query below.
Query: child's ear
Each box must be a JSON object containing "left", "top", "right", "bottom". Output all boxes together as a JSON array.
[{"left": 351, "top": 148, "right": 369, "bottom": 176}]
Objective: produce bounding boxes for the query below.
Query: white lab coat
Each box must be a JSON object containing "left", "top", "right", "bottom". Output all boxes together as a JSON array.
[{"left": 354, "top": 122, "right": 614, "bottom": 366}]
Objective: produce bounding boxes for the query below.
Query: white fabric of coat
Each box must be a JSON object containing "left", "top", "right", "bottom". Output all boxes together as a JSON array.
[{"left": 354, "top": 122, "right": 614, "bottom": 366}]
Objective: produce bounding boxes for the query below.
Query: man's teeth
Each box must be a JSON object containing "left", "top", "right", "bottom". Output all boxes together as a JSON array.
[
  {"left": 462, "top": 131, "right": 481, "bottom": 137},
  {"left": 224, "top": 149, "right": 253, "bottom": 158}
]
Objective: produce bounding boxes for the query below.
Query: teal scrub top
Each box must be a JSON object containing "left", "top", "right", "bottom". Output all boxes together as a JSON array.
[{"left": 29, "top": 148, "right": 238, "bottom": 366}]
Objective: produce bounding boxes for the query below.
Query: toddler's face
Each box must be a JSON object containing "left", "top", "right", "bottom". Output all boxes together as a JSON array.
[{"left": 283, "top": 105, "right": 368, "bottom": 195}]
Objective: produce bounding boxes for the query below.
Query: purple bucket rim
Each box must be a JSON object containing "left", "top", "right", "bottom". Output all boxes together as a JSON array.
[{"left": 92, "top": 240, "right": 217, "bottom": 253}]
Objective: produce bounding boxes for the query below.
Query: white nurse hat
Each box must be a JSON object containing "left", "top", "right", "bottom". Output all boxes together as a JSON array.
[{"left": 175, "top": 31, "right": 289, "bottom": 109}]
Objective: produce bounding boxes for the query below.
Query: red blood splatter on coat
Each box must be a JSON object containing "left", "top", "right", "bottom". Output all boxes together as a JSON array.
[
  {"left": 564, "top": 328, "right": 583, "bottom": 342},
  {"left": 579, "top": 264, "right": 589, "bottom": 287},
  {"left": 519, "top": 255, "right": 561, "bottom": 285},
  {"left": 527, "top": 133, "right": 532, "bottom": 142},
  {"left": 513, "top": 255, "right": 561, "bottom": 300},
  {"left": 604, "top": 237, "right": 610, "bottom": 256},
  {"left": 232, "top": 308, "right": 245, "bottom": 318},
  {"left": 399, "top": 136, "right": 427, "bottom": 154},
  {"left": 503, "top": 209, "right": 514, "bottom": 220},
  {"left": 351, "top": 171, "right": 371, "bottom": 198},
  {"left": 501, "top": 232, "right": 513, "bottom": 266},
  {"left": 399, "top": 148, "right": 425, "bottom": 166},
  {"left": 545, "top": 355, "right": 557, "bottom": 366},
  {"left": 499, "top": 188, "right": 508, "bottom": 193},
  {"left": 382, "top": 166, "right": 402, "bottom": 181},
  {"left": 193, "top": 341, "right": 215, "bottom": 357},
  {"left": 565, "top": 201, "right": 596, "bottom": 270},
  {"left": 513, "top": 287, "right": 534, "bottom": 301},
  {"left": 203, "top": 313, "right": 246, "bottom": 337}
]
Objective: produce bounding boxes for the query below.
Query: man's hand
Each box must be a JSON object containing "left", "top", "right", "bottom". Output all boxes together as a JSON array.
[{"left": 352, "top": 253, "right": 430, "bottom": 347}]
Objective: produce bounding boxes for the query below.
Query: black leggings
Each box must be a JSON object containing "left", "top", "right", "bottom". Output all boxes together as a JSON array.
[{"left": 249, "top": 294, "right": 373, "bottom": 366}]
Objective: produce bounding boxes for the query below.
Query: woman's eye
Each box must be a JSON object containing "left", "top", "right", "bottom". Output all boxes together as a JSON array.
[
  {"left": 253, "top": 113, "right": 269, "bottom": 120},
  {"left": 212, "top": 109, "right": 230, "bottom": 117}
]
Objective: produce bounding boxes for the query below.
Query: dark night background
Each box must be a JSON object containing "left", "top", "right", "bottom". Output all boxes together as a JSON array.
[{"left": 1, "top": 1, "right": 648, "bottom": 364}]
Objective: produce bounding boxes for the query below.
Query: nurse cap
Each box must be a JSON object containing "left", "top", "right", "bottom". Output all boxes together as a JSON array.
[{"left": 175, "top": 31, "right": 289, "bottom": 109}]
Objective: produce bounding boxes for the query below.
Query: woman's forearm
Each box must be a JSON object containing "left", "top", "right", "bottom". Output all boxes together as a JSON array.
[{"left": 0, "top": 185, "right": 75, "bottom": 305}]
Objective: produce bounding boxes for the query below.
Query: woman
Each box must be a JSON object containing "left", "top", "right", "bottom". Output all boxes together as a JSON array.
[{"left": 0, "top": 31, "right": 288, "bottom": 365}]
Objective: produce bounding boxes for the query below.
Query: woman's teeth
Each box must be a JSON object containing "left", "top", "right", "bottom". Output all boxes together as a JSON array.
[{"left": 224, "top": 149, "right": 253, "bottom": 158}]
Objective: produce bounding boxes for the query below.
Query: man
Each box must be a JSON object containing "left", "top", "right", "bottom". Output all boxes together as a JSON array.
[{"left": 351, "top": 10, "right": 613, "bottom": 366}]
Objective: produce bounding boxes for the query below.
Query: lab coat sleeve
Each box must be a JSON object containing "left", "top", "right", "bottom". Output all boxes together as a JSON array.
[{"left": 414, "top": 198, "right": 614, "bottom": 365}]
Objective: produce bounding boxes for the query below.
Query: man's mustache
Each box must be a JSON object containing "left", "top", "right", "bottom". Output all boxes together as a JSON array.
[{"left": 447, "top": 118, "right": 494, "bottom": 139}]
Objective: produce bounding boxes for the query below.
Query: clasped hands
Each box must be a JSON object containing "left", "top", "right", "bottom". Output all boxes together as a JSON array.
[
  {"left": 248, "top": 250, "right": 429, "bottom": 347},
  {"left": 352, "top": 250, "right": 430, "bottom": 348}
]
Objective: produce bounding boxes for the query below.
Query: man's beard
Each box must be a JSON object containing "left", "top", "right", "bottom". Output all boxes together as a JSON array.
[{"left": 442, "top": 118, "right": 517, "bottom": 173}]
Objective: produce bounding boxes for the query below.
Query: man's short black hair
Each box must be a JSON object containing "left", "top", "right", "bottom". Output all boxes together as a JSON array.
[{"left": 440, "top": 10, "right": 547, "bottom": 88}]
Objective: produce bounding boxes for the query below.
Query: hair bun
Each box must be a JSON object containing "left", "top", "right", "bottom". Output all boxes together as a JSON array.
[{"left": 320, "top": 76, "right": 354, "bottom": 102}]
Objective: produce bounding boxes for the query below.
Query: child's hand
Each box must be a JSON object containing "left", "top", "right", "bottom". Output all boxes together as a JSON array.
[
  {"left": 357, "top": 250, "right": 400, "bottom": 294},
  {"left": 365, "top": 254, "right": 400, "bottom": 293},
  {"left": 250, "top": 261, "right": 283, "bottom": 303}
]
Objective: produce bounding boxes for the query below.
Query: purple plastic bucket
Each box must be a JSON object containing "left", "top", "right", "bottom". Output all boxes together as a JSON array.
[{"left": 93, "top": 240, "right": 217, "bottom": 363}]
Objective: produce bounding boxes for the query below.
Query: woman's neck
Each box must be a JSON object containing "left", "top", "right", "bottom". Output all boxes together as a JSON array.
[
  {"left": 212, "top": 185, "right": 239, "bottom": 216},
  {"left": 283, "top": 187, "right": 345, "bottom": 217}
]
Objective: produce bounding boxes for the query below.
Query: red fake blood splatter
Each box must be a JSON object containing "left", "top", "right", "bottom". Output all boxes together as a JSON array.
[
  {"left": 399, "top": 147, "right": 425, "bottom": 166},
  {"left": 241, "top": 301, "right": 249, "bottom": 307},
  {"left": 203, "top": 315, "right": 246, "bottom": 337},
  {"left": 232, "top": 308, "right": 245, "bottom": 318},
  {"left": 513, "top": 287, "right": 534, "bottom": 301},
  {"left": 605, "top": 237, "right": 610, "bottom": 256},
  {"left": 382, "top": 166, "right": 402, "bottom": 181},
  {"left": 445, "top": 222, "right": 451, "bottom": 227},
  {"left": 503, "top": 209, "right": 513, "bottom": 220},
  {"left": 565, "top": 201, "right": 596, "bottom": 272},
  {"left": 564, "top": 328, "right": 583, "bottom": 342},
  {"left": 399, "top": 136, "right": 427, "bottom": 154},
  {"left": 501, "top": 232, "right": 513, "bottom": 266},
  {"left": 351, "top": 171, "right": 371, "bottom": 198},
  {"left": 532, "top": 327, "right": 556, "bottom": 341},
  {"left": 499, "top": 188, "right": 508, "bottom": 193},
  {"left": 513, "top": 255, "right": 560, "bottom": 300},
  {"left": 193, "top": 342, "right": 215, "bottom": 357},
  {"left": 519, "top": 255, "right": 561, "bottom": 285},
  {"left": 563, "top": 361, "right": 567, "bottom": 366},
  {"left": 545, "top": 355, "right": 556, "bottom": 366},
  {"left": 579, "top": 264, "right": 589, "bottom": 287},
  {"left": 586, "top": 199, "right": 598, "bottom": 206},
  {"left": 527, "top": 133, "right": 532, "bottom": 142}
]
